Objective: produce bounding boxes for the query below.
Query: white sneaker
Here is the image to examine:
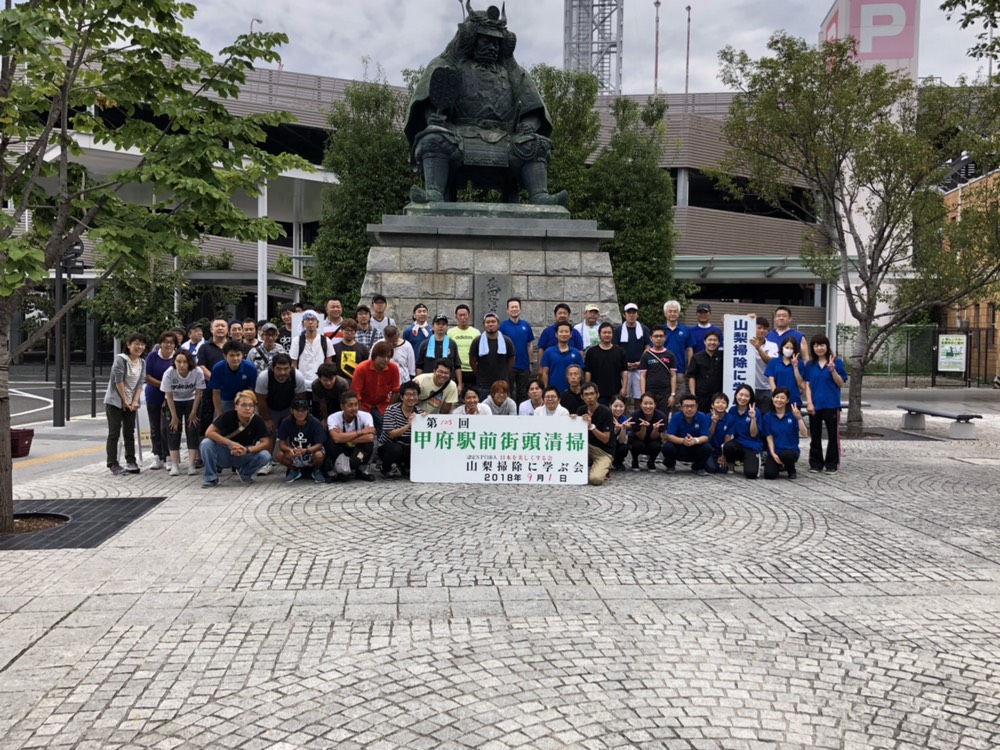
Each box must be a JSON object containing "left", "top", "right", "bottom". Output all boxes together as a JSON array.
[
  {"left": 257, "top": 463, "right": 273, "bottom": 476},
  {"left": 149, "top": 457, "right": 164, "bottom": 470},
  {"left": 168, "top": 465, "right": 180, "bottom": 477},
  {"left": 187, "top": 464, "right": 198, "bottom": 476}
]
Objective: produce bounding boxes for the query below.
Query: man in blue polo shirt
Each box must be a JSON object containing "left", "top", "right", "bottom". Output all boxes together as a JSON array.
[
  {"left": 499, "top": 297, "right": 536, "bottom": 404},
  {"left": 690, "top": 303, "right": 724, "bottom": 354},
  {"left": 210, "top": 341, "right": 258, "bottom": 418},
  {"left": 766, "top": 305, "right": 809, "bottom": 362},
  {"left": 661, "top": 394, "right": 713, "bottom": 475},
  {"left": 540, "top": 322, "right": 584, "bottom": 391},
  {"left": 663, "top": 299, "right": 693, "bottom": 380},
  {"left": 537, "top": 302, "right": 585, "bottom": 360}
]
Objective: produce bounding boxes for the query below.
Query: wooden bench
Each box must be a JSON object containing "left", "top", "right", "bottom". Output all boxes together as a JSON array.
[{"left": 897, "top": 404, "right": 983, "bottom": 440}]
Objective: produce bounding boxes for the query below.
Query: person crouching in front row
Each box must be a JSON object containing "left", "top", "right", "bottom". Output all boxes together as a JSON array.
[
  {"left": 200, "top": 390, "right": 272, "bottom": 487},
  {"left": 276, "top": 397, "right": 328, "bottom": 484},
  {"left": 327, "top": 390, "right": 376, "bottom": 483}
]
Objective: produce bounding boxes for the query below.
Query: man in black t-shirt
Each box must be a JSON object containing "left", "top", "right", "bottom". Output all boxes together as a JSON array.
[
  {"left": 199, "top": 391, "right": 272, "bottom": 487},
  {"left": 639, "top": 326, "right": 678, "bottom": 413},
  {"left": 577, "top": 383, "right": 614, "bottom": 486},
  {"left": 584, "top": 322, "right": 628, "bottom": 405},
  {"left": 275, "top": 397, "right": 328, "bottom": 483}
]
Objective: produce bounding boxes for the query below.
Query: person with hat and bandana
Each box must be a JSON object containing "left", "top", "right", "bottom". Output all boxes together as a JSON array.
[
  {"left": 614, "top": 302, "right": 650, "bottom": 410},
  {"left": 415, "top": 313, "right": 463, "bottom": 388},
  {"left": 574, "top": 304, "right": 603, "bottom": 350}
]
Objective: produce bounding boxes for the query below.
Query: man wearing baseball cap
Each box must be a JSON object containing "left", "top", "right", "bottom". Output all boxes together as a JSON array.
[
  {"left": 275, "top": 396, "right": 328, "bottom": 483},
  {"left": 614, "top": 303, "right": 650, "bottom": 409},
  {"left": 289, "top": 309, "right": 333, "bottom": 388},
  {"left": 690, "top": 302, "right": 723, "bottom": 354},
  {"left": 415, "top": 313, "right": 463, "bottom": 386},
  {"left": 574, "top": 304, "right": 602, "bottom": 350},
  {"left": 247, "top": 322, "right": 287, "bottom": 374}
]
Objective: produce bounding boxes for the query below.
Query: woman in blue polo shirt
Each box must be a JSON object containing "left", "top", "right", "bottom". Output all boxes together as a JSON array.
[
  {"left": 765, "top": 335, "right": 806, "bottom": 407},
  {"left": 762, "top": 387, "right": 808, "bottom": 479},
  {"left": 803, "top": 334, "right": 848, "bottom": 472},
  {"left": 722, "top": 384, "right": 763, "bottom": 479}
]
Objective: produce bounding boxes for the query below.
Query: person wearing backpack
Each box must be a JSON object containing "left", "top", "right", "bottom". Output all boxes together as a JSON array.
[{"left": 289, "top": 310, "right": 332, "bottom": 388}]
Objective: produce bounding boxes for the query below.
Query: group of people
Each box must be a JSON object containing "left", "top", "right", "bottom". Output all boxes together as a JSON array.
[{"left": 102, "top": 296, "right": 847, "bottom": 486}]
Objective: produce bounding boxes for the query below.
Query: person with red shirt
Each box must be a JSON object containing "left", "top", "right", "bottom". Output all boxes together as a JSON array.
[{"left": 351, "top": 340, "right": 400, "bottom": 435}]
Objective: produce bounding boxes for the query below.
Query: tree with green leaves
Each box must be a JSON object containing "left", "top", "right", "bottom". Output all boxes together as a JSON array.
[
  {"left": 87, "top": 251, "right": 247, "bottom": 342},
  {"left": 0, "top": 0, "right": 307, "bottom": 531},
  {"left": 940, "top": 0, "right": 1000, "bottom": 58},
  {"left": 308, "top": 73, "right": 412, "bottom": 310},
  {"left": 718, "top": 33, "right": 1000, "bottom": 436},
  {"left": 585, "top": 97, "right": 677, "bottom": 324},
  {"left": 530, "top": 64, "right": 601, "bottom": 216}
]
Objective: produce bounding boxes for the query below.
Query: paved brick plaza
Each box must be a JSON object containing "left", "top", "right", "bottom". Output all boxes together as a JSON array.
[{"left": 2, "top": 407, "right": 999, "bottom": 749}]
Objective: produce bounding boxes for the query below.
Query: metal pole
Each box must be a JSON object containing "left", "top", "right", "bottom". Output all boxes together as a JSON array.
[
  {"left": 65, "top": 301, "right": 72, "bottom": 421},
  {"left": 88, "top": 288, "right": 97, "bottom": 418},
  {"left": 52, "top": 265, "right": 65, "bottom": 427},
  {"left": 685, "top": 6, "right": 692, "bottom": 110},
  {"left": 653, "top": 0, "right": 661, "bottom": 94}
]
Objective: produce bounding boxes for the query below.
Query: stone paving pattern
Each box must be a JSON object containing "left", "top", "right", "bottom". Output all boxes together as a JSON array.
[{"left": 2, "top": 408, "right": 1000, "bottom": 749}]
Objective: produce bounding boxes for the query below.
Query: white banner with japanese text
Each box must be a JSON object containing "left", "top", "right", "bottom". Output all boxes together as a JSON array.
[
  {"left": 723, "top": 314, "right": 760, "bottom": 397},
  {"left": 410, "top": 414, "right": 589, "bottom": 485}
]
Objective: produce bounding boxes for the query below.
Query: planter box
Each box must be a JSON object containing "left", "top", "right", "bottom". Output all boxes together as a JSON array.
[{"left": 11, "top": 428, "right": 34, "bottom": 458}]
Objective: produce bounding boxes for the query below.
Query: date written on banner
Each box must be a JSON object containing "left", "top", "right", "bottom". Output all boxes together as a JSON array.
[{"left": 409, "top": 415, "right": 589, "bottom": 485}]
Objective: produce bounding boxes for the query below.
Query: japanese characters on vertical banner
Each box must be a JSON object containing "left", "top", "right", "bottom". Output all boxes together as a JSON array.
[
  {"left": 723, "top": 314, "right": 759, "bottom": 397},
  {"left": 410, "top": 415, "right": 589, "bottom": 485}
]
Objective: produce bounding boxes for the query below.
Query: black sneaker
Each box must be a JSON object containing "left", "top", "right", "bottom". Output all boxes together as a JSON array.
[
  {"left": 631, "top": 456, "right": 640, "bottom": 471},
  {"left": 787, "top": 469, "right": 797, "bottom": 479},
  {"left": 355, "top": 469, "right": 375, "bottom": 483},
  {"left": 665, "top": 466, "right": 676, "bottom": 474},
  {"left": 647, "top": 459, "right": 657, "bottom": 471},
  {"left": 109, "top": 464, "right": 125, "bottom": 476}
]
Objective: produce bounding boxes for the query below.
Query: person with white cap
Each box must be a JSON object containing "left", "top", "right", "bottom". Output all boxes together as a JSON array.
[
  {"left": 289, "top": 309, "right": 332, "bottom": 388},
  {"left": 574, "top": 304, "right": 602, "bottom": 350},
  {"left": 613, "top": 303, "right": 650, "bottom": 410}
]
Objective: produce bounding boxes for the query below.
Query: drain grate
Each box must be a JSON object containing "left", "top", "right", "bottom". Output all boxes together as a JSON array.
[{"left": 0, "top": 497, "right": 165, "bottom": 550}]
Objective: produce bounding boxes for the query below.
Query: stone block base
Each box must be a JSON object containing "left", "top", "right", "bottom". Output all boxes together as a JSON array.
[{"left": 363, "top": 212, "right": 619, "bottom": 329}]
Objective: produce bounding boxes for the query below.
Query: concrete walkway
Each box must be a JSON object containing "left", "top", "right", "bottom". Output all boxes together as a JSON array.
[{"left": 2, "top": 390, "right": 999, "bottom": 748}]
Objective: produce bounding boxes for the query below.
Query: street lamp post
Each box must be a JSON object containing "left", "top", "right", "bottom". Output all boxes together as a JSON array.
[{"left": 654, "top": 0, "right": 662, "bottom": 94}]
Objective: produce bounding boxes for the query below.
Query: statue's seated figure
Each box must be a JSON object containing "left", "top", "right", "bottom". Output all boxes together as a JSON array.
[{"left": 404, "top": 2, "right": 567, "bottom": 206}]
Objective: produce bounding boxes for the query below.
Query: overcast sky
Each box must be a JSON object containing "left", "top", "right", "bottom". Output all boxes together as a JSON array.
[{"left": 185, "top": 1, "right": 987, "bottom": 94}]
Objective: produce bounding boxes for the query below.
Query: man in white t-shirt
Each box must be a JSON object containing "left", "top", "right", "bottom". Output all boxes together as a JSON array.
[
  {"left": 383, "top": 325, "right": 416, "bottom": 379},
  {"left": 574, "top": 304, "right": 602, "bottom": 350},
  {"left": 289, "top": 310, "right": 332, "bottom": 387},
  {"left": 750, "top": 315, "right": 780, "bottom": 414},
  {"left": 326, "top": 390, "right": 376, "bottom": 482}
]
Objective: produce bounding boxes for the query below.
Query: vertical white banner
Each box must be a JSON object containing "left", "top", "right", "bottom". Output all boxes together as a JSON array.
[{"left": 723, "top": 314, "right": 759, "bottom": 397}]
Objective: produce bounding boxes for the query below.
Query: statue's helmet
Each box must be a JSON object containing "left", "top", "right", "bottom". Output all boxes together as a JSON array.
[{"left": 466, "top": 2, "right": 507, "bottom": 38}]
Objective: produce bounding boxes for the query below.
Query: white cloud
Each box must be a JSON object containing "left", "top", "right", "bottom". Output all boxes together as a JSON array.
[{"left": 184, "top": 0, "right": 987, "bottom": 92}]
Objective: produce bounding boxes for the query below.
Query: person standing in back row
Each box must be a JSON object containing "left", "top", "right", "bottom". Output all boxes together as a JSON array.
[{"left": 499, "top": 297, "right": 535, "bottom": 404}]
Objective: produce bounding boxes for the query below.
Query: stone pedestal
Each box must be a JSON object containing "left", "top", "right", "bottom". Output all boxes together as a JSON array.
[{"left": 362, "top": 205, "right": 620, "bottom": 328}]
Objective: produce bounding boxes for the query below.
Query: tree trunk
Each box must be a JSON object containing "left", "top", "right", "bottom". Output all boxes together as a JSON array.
[
  {"left": 844, "top": 322, "right": 868, "bottom": 438},
  {"left": 0, "top": 331, "right": 13, "bottom": 533}
]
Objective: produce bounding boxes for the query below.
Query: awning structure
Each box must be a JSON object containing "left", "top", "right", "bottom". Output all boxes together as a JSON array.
[{"left": 41, "top": 134, "right": 337, "bottom": 317}]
